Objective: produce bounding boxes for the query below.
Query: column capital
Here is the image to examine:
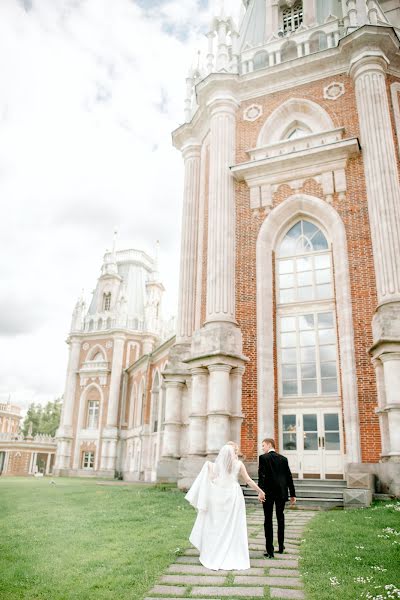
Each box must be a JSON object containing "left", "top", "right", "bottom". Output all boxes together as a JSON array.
[
  {"left": 231, "top": 365, "right": 246, "bottom": 376},
  {"left": 207, "top": 95, "right": 240, "bottom": 118},
  {"left": 349, "top": 51, "right": 389, "bottom": 80},
  {"left": 164, "top": 378, "right": 186, "bottom": 389},
  {"left": 190, "top": 367, "right": 209, "bottom": 376},
  {"left": 182, "top": 141, "right": 201, "bottom": 161},
  {"left": 380, "top": 352, "right": 400, "bottom": 364},
  {"left": 208, "top": 364, "right": 232, "bottom": 374}
]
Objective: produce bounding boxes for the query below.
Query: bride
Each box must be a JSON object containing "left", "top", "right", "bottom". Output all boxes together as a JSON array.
[{"left": 185, "top": 442, "right": 265, "bottom": 571}]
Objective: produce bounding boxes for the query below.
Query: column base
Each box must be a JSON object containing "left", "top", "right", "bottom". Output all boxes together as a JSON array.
[
  {"left": 156, "top": 458, "right": 180, "bottom": 483},
  {"left": 178, "top": 455, "right": 207, "bottom": 490}
]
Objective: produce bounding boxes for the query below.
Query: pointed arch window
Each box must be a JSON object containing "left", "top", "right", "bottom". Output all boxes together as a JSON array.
[
  {"left": 103, "top": 293, "right": 111, "bottom": 312},
  {"left": 276, "top": 220, "right": 339, "bottom": 398},
  {"left": 281, "top": 1, "right": 303, "bottom": 34},
  {"left": 151, "top": 373, "right": 160, "bottom": 433},
  {"left": 87, "top": 400, "right": 99, "bottom": 429}
]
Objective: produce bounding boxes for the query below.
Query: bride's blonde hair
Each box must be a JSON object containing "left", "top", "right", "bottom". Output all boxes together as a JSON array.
[
  {"left": 214, "top": 443, "right": 237, "bottom": 476},
  {"left": 227, "top": 441, "right": 239, "bottom": 456}
]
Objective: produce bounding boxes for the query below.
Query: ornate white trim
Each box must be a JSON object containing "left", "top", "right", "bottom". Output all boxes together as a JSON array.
[
  {"left": 323, "top": 81, "right": 345, "bottom": 100},
  {"left": 390, "top": 82, "right": 400, "bottom": 159},
  {"left": 256, "top": 193, "right": 361, "bottom": 465},
  {"left": 243, "top": 103, "right": 263, "bottom": 122}
]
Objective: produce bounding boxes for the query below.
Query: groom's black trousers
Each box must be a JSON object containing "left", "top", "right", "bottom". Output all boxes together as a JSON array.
[{"left": 263, "top": 497, "right": 286, "bottom": 553}]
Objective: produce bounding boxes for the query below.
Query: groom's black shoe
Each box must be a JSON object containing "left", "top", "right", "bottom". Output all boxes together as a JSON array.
[
  {"left": 264, "top": 550, "right": 274, "bottom": 558},
  {"left": 278, "top": 545, "right": 285, "bottom": 554}
]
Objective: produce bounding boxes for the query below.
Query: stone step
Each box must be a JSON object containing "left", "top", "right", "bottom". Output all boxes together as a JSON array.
[
  {"left": 270, "top": 588, "right": 305, "bottom": 599},
  {"left": 190, "top": 586, "right": 264, "bottom": 597},
  {"left": 233, "top": 575, "right": 302, "bottom": 588}
]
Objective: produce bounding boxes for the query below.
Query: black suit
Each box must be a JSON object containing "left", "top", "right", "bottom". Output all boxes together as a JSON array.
[{"left": 258, "top": 450, "right": 296, "bottom": 555}]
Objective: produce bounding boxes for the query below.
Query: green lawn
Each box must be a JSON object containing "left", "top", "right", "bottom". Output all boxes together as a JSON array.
[
  {"left": 0, "top": 477, "right": 194, "bottom": 600},
  {"left": 301, "top": 501, "right": 400, "bottom": 600}
]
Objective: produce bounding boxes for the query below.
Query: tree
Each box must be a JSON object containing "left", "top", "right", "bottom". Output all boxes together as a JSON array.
[{"left": 22, "top": 398, "right": 62, "bottom": 437}]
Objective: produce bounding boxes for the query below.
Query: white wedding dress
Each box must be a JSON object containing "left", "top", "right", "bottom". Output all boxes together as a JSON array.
[{"left": 185, "top": 448, "right": 250, "bottom": 571}]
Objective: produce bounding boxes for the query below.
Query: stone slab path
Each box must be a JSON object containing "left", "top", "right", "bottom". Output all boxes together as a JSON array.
[{"left": 145, "top": 507, "right": 316, "bottom": 600}]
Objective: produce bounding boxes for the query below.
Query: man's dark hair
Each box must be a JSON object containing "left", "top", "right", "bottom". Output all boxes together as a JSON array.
[{"left": 262, "top": 438, "right": 276, "bottom": 448}]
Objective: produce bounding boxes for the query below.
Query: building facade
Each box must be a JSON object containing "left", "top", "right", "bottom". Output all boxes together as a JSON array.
[
  {"left": 54, "top": 246, "right": 174, "bottom": 480},
  {"left": 159, "top": 0, "right": 400, "bottom": 494},
  {"left": 56, "top": 0, "right": 400, "bottom": 495},
  {"left": 0, "top": 401, "right": 57, "bottom": 476}
]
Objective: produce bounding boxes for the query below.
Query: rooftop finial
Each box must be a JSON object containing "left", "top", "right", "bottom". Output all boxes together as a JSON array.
[{"left": 112, "top": 227, "right": 118, "bottom": 256}]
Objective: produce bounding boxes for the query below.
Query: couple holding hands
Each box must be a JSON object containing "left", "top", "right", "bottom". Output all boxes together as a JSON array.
[{"left": 185, "top": 438, "right": 296, "bottom": 571}]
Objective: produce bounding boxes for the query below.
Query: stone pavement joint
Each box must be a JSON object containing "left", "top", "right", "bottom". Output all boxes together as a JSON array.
[{"left": 147, "top": 508, "right": 317, "bottom": 599}]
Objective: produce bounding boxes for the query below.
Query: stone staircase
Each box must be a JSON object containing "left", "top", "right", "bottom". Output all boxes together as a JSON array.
[{"left": 242, "top": 478, "right": 346, "bottom": 509}]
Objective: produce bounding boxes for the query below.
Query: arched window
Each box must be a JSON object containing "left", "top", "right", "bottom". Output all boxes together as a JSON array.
[
  {"left": 277, "top": 220, "right": 338, "bottom": 397},
  {"left": 253, "top": 51, "right": 269, "bottom": 71},
  {"left": 103, "top": 292, "right": 111, "bottom": 312},
  {"left": 284, "top": 123, "right": 312, "bottom": 140},
  {"left": 281, "top": 1, "right": 303, "bottom": 34},
  {"left": 85, "top": 387, "right": 100, "bottom": 429},
  {"left": 151, "top": 372, "right": 160, "bottom": 433}
]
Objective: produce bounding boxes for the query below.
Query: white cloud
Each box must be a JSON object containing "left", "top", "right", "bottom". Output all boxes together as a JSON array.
[{"left": 0, "top": 0, "right": 240, "bottom": 412}]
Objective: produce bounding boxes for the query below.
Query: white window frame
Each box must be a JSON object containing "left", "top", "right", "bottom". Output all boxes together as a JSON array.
[
  {"left": 281, "top": 1, "right": 303, "bottom": 34},
  {"left": 86, "top": 400, "right": 99, "bottom": 429},
  {"left": 103, "top": 293, "right": 111, "bottom": 312},
  {"left": 276, "top": 219, "right": 341, "bottom": 404},
  {"left": 82, "top": 451, "right": 94, "bottom": 469}
]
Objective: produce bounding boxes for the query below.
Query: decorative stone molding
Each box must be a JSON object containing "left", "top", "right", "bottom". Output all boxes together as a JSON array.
[
  {"left": 106, "top": 341, "right": 113, "bottom": 349},
  {"left": 323, "top": 81, "right": 345, "bottom": 100},
  {"left": 82, "top": 343, "right": 89, "bottom": 350},
  {"left": 243, "top": 104, "right": 262, "bottom": 122},
  {"left": 347, "top": 472, "right": 375, "bottom": 490},
  {"left": 343, "top": 489, "right": 372, "bottom": 508}
]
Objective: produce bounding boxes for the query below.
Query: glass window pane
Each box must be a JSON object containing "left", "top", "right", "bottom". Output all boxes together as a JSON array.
[
  {"left": 321, "top": 378, "right": 338, "bottom": 394},
  {"left": 314, "top": 254, "right": 330, "bottom": 269},
  {"left": 320, "top": 345, "right": 336, "bottom": 361},
  {"left": 301, "top": 346, "right": 316, "bottom": 362},
  {"left": 302, "top": 220, "right": 319, "bottom": 238},
  {"left": 316, "top": 269, "right": 331, "bottom": 284},
  {"left": 318, "top": 313, "right": 334, "bottom": 328},
  {"left": 296, "top": 257, "right": 312, "bottom": 272},
  {"left": 324, "top": 413, "right": 339, "bottom": 431},
  {"left": 279, "top": 259, "right": 294, "bottom": 274},
  {"left": 304, "top": 432, "right": 318, "bottom": 450},
  {"left": 311, "top": 230, "right": 329, "bottom": 251},
  {"left": 318, "top": 329, "right": 335, "bottom": 344},
  {"left": 297, "top": 271, "right": 313, "bottom": 286},
  {"left": 283, "top": 433, "right": 297, "bottom": 450},
  {"left": 280, "top": 273, "right": 295, "bottom": 288},
  {"left": 300, "top": 330, "right": 315, "bottom": 346},
  {"left": 280, "top": 238, "right": 297, "bottom": 257},
  {"left": 301, "top": 363, "right": 317, "bottom": 379},
  {"left": 286, "top": 221, "right": 302, "bottom": 240},
  {"left": 282, "top": 364, "right": 297, "bottom": 379},
  {"left": 280, "top": 289, "right": 295, "bottom": 303},
  {"left": 281, "top": 316, "right": 296, "bottom": 332},
  {"left": 325, "top": 431, "right": 340, "bottom": 450},
  {"left": 282, "top": 415, "right": 296, "bottom": 431},
  {"left": 282, "top": 348, "right": 297, "bottom": 363},
  {"left": 298, "top": 286, "right": 314, "bottom": 301},
  {"left": 303, "top": 414, "right": 318, "bottom": 431},
  {"left": 298, "top": 314, "right": 314, "bottom": 330},
  {"left": 281, "top": 332, "right": 296, "bottom": 347},
  {"left": 316, "top": 283, "right": 332, "bottom": 299},
  {"left": 321, "top": 362, "right": 337, "bottom": 378},
  {"left": 302, "top": 379, "right": 317, "bottom": 394},
  {"left": 283, "top": 381, "right": 298, "bottom": 395}
]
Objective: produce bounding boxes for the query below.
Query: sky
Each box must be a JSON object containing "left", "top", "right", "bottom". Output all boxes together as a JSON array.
[{"left": 0, "top": 0, "right": 242, "bottom": 413}]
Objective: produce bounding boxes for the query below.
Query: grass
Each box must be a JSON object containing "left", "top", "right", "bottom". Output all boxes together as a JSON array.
[
  {"left": 0, "top": 477, "right": 194, "bottom": 600},
  {"left": 301, "top": 501, "right": 400, "bottom": 600}
]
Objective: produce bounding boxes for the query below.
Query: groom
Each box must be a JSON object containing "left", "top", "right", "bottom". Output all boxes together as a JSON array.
[{"left": 258, "top": 438, "right": 296, "bottom": 558}]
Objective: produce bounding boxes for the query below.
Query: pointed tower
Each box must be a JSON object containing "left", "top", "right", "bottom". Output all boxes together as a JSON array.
[{"left": 55, "top": 241, "right": 169, "bottom": 479}]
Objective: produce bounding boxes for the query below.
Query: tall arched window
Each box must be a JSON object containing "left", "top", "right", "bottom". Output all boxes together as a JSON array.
[
  {"left": 85, "top": 388, "right": 100, "bottom": 429},
  {"left": 103, "top": 292, "right": 111, "bottom": 312},
  {"left": 151, "top": 372, "right": 160, "bottom": 433},
  {"left": 277, "top": 220, "right": 338, "bottom": 397}
]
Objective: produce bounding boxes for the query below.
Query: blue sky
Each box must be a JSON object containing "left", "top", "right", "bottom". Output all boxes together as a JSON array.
[{"left": 0, "top": 0, "right": 241, "bottom": 411}]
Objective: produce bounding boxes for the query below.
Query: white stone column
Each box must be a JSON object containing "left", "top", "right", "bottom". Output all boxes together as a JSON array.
[
  {"left": 207, "top": 365, "right": 231, "bottom": 454},
  {"left": 55, "top": 337, "right": 81, "bottom": 470},
  {"left": 206, "top": 97, "right": 238, "bottom": 324},
  {"left": 350, "top": 55, "right": 400, "bottom": 305},
  {"left": 230, "top": 366, "right": 245, "bottom": 446},
  {"left": 381, "top": 353, "right": 400, "bottom": 457},
  {"left": 176, "top": 143, "right": 201, "bottom": 342},
  {"left": 46, "top": 453, "right": 51, "bottom": 475},
  {"left": 101, "top": 335, "right": 125, "bottom": 473},
  {"left": 162, "top": 380, "right": 184, "bottom": 458},
  {"left": 372, "top": 357, "right": 390, "bottom": 457},
  {"left": 188, "top": 368, "right": 208, "bottom": 455}
]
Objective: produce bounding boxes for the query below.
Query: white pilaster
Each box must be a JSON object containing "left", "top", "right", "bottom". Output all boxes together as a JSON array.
[
  {"left": 380, "top": 353, "right": 400, "bottom": 457},
  {"left": 207, "top": 364, "right": 231, "bottom": 454},
  {"left": 372, "top": 358, "right": 390, "bottom": 457},
  {"left": 230, "top": 366, "right": 245, "bottom": 445},
  {"left": 162, "top": 380, "right": 184, "bottom": 458},
  {"left": 176, "top": 143, "right": 201, "bottom": 342},
  {"left": 106, "top": 336, "right": 125, "bottom": 428},
  {"left": 188, "top": 368, "right": 208, "bottom": 455},
  {"left": 350, "top": 54, "right": 400, "bottom": 306},
  {"left": 206, "top": 97, "right": 238, "bottom": 324}
]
